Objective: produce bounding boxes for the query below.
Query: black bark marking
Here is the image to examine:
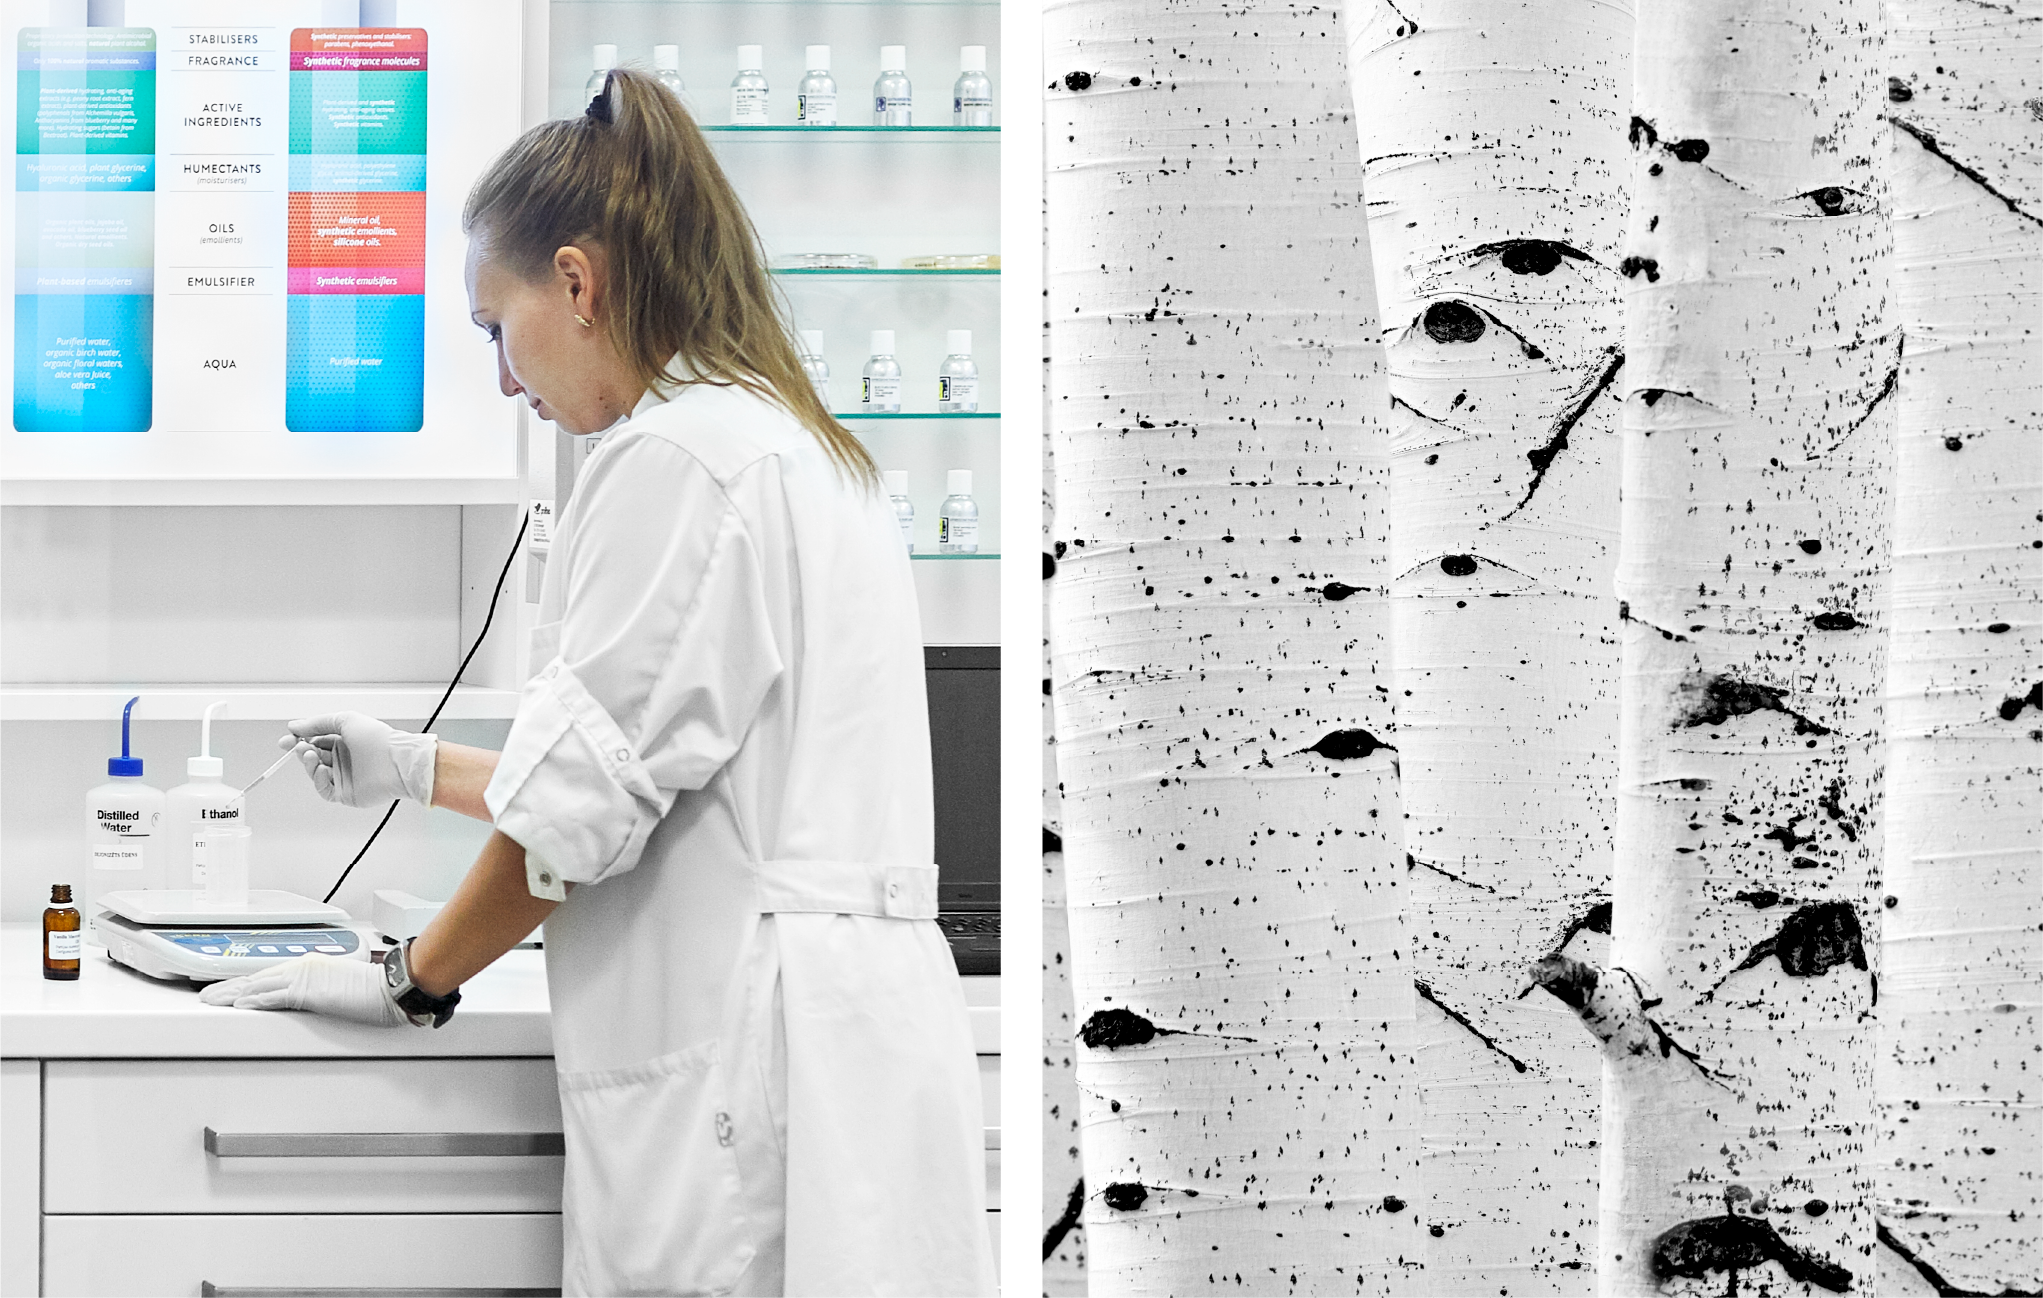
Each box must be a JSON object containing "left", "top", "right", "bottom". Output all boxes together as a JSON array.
[
  {"left": 1043, "top": 1177, "right": 1085, "bottom": 1260},
  {"left": 1704, "top": 901, "right": 1868, "bottom": 1001},
  {"left": 1988, "top": 622, "right": 2011, "bottom": 633},
  {"left": 1891, "top": 117, "right": 2043, "bottom": 228},
  {"left": 1321, "top": 581, "right": 1361, "bottom": 601},
  {"left": 1947, "top": 436, "right": 1966, "bottom": 451},
  {"left": 1653, "top": 1214, "right": 1853, "bottom": 1293},
  {"left": 1620, "top": 256, "right": 1661, "bottom": 282},
  {"left": 1063, "top": 70, "right": 1093, "bottom": 91},
  {"left": 1474, "top": 307, "right": 1547, "bottom": 359},
  {"left": 1669, "top": 138, "right": 1711, "bottom": 163},
  {"left": 1503, "top": 349, "right": 1625, "bottom": 519},
  {"left": 1101, "top": 1182, "right": 1147, "bottom": 1211},
  {"left": 1081, "top": 1007, "right": 1171, "bottom": 1048},
  {"left": 1819, "top": 777, "right": 1861, "bottom": 842},
  {"left": 1416, "top": 979, "right": 1530, "bottom": 1073},
  {"left": 1044, "top": 826, "right": 1064, "bottom": 854},
  {"left": 1440, "top": 554, "right": 1478, "bottom": 577},
  {"left": 1298, "top": 729, "right": 1396, "bottom": 760},
  {"left": 1554, "top": 900, "right": 1613, "bottom": 952},
  {"left": 1629, "top": 115, "right": 1658, "bottom": 148},
  {"left": 1735, "top": 889, "right": 1783, "bottom": 909},
  {"left": 1639, "top": 387, "right": 1695, "bottom": 408},
  {"left": 1812, "top": 187, "right": 1847, "bottom": 215},
  {"left": 1876, "top": 1220, "right": 2042, "bottom": 1296},
  {"left": 1763, "top": 822, "right": 1815, "bottom": 853},
  {"left": 1996, "top": 681, "right": 2043, "bottom": 721},
  {"left": 1466, "top": 238, "right": 1593, "bottom": 276},
  {"left": 1381, "top": 0, "right": 1422, "bottom": 37},
  {"left": 1423, "top": 300, "right": 1486, "bottom": 343},
  {"left": 1809, "top": 365, "right": 1900, "bottom": 458},
  {"left": 1888, "top": 76, "right": 1914, "bottom": 103},
  {"left": 1810, "top": 611, "right": 1861, "bottom": 631},
  {"left": 1800, "top": 539, "right": 1824, "bottom": 554},
  {"left": 1532, "top": 958, "right": 1730, "bottom": 1085},
  {"left": 1804, "top": 1200, "right": 1828, "bottom": 1217},
  {"left": 1675, "top": 673, "right": 1833, "bottom": 736},
  {"left": 1618, "top": 601, "right": 1691, "bottom": 643},
  {"left": 1382, "top": 1195, "right": 1407, "bottom": 1212},
  {"left": 1409, "top": 853, "right": 1498, "bottom": 893}
]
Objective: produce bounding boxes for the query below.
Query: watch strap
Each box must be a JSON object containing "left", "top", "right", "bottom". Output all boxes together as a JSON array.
[{"left": 390, "top": 937, "right": 462, "bottom": 1028}]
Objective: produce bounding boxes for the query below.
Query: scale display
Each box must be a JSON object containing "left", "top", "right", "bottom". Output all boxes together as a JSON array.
[{"left": 4, "top": 0, "right": 520, "bottom": 483}]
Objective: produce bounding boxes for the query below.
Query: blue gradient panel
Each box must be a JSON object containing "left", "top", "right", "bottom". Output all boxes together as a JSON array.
[
  {"left": 285, "top": 293, "right": 424, "bottom": 432},
  {"left": 13, "top": 293, "right": 152, "bottom": 431}
]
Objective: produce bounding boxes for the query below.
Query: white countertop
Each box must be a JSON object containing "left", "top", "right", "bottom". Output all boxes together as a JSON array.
[{"left": 1, "top": 923, "right": 998, "bottom": 1059}]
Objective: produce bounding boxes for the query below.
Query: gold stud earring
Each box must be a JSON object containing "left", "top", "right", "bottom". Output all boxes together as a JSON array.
[{"left": 574, "top": 313, "right": 594, "bottom": 328}]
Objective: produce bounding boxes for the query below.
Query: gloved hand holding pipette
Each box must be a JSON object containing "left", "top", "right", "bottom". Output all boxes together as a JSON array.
[{"left": 279, "top": 713, "right": 438, "bottom": 809}]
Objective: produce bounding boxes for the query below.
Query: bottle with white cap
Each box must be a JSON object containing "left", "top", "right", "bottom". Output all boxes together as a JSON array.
[
  {"left": 884, "top": 470, "right": 915, "bottom": 552},
  {"left": 953, "top": 45, "right": 991, "bottom": 125},
  {"left": 937, "top": 329, "right": 979, "bottom": 412},
  {"left": 873, "top": 45, "right": 912, "bottom": 125},
  {"left": 164, "top": 700, "right": 242, "bottom": 893},
  {"left": 731, "top": 45, "right": 769, "bottom": 124},
  {"left": 938, "top": 469, "right": 979, "bottom": 554},
  {"left": 797, "top": 45, "right": 837, "bottom": 125},
  {"left": 585, "top": 43, "right": 618, "bottom": 108},
  {"left": 799, "top": 329, "right": 829, "bottom": 407},
  {"left": 862, "top": 330, "right": 902, "bottom": 412},
  {"left": 652, "top": 44, "right": 688, "bottom": 108}
]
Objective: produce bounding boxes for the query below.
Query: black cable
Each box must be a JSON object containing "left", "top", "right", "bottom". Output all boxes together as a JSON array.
[{"left": 322, "top": 512, "right": 531, "bottom": 904}]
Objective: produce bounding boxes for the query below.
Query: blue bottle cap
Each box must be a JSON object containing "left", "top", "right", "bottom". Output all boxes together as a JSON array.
[{"left": 109, "top": 695, "right": 143, "bottom": 776}]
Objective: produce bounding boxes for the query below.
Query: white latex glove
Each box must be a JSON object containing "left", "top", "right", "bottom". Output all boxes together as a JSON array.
[
  {"left": 198, "top": 954, "right": 412, "bottom": 1028},
  {"left": 279, "top": 712, "right": 437, "bottom": 808}
]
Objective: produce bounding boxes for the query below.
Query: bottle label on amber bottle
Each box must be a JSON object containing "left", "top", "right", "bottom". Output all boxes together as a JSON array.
[{"left": 47, "top": 929, "right": 81, "bottom": 961}]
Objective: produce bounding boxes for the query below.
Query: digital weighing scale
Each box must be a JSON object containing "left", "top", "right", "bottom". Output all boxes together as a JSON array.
[{"left": 95, "top": 890, "right": 369, "bottom": 984}]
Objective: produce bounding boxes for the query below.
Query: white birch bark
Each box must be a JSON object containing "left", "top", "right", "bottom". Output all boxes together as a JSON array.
[
  {"left": 1876, "top": 2, "right": 2043, "bottom": 1292},
  {"left": 1045, "top": 2, "right": 1412, "bottom": 1289},
  {"left": 1564, "top": 0, "right": 1897, "bottom": 1291},
  {"left": 1342, "top": 1, "right": 1632, "bottom": 1287}
]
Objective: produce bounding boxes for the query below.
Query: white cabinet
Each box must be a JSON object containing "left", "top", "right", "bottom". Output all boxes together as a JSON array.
[
  {"left": 41, "top": 1213, "right": 563, "bottom": 1298},
  {"left": 1, "top": 1060, "right": 38, "bottom": 1298}
]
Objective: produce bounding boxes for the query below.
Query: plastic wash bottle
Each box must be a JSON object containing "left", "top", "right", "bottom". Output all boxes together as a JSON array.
[
  {"left": 84, "top": 696, "right": 165, "bottom": 943},
  {"left": 165, "top": 700, "right": 241, "bottom": 892}
]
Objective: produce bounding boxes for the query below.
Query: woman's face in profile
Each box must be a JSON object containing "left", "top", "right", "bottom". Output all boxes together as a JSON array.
[{"left": 465, "top": 238, "right": 618, "bottom": 437}]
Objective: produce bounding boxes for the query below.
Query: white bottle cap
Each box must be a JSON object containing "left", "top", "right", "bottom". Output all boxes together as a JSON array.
[
  {"left": 593, "top": 43, "right": 618, "bottom": 72},
  {"left": 947, "top": 469, "right": 972, "bottom": 496},
  {"left": 806, "top": 45, "right": 831, "bottom": 72},
  {"left": 960, "top": 45, "right": 986, "bottom": 73},
  {"left": 869, "top": 329, "right": 895, "bottom": 355},
  {"left": 187, "top": 755, "right": 223, "bottom": 779},
  {"left": 884, "top": 470, "right": 909, "bottom": 496},
  {"left": 946, "top": 329, "right": 972, "bottom": 356},
  {"left": 737, "top": 44, "right": 763, "bottom": 71},
  {"left": 880, "top": 45, "right": 907, "bottom": 71},
  {"left": 799, "top": 329, "right": 824, "bottom": 357},
  {"left": 654, "top": 44, "right": 680, "bottom": 71}
]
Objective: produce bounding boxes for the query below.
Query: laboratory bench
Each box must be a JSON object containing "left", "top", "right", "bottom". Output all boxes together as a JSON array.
[{"left": 0, "top": 924, "right": 1000, "bottom": 1297}]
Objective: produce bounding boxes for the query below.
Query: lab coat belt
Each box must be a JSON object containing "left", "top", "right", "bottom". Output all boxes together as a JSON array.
[{"left": 750, "top": 859, "right": 939, "bottom": 920}]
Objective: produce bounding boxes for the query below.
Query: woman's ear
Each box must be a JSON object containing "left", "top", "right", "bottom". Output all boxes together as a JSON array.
[{"left": 554, "top": 245, "right": 598, "bottom": 322}]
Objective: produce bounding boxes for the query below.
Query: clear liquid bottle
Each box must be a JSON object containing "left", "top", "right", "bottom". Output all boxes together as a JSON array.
[
  {"left": 938, "top": 329, "right": 979, "bottom": 412},
  {"left": 165, "top": 701, "right": 241, "bottom": 893},
  {"left": 84, "top": 696, "right": 164, "bottom": 946},
  {"left": 585, "top": 43, "right": 617, "bottom": 108},
  {"left": 953, "top": 45, "right": 991, "bottom": 126},
  {"left": 862, "top": 330, "right": 903, "bottom": 412},
  {"left": 938, "top": 469, "right": 979, "bottom": 554},
  {"left": 797, "top": 45, "right": 837, "bottom": 125},
  {"left": 799, "top": 329, "right": 830, "bottom": 408},
  {"left": 884, "top": 470, "right": 915, "bottom": 553},
  {"left": 731, "top": 45, "right": 769, "bottom": 124},
  {"left": 873, "top": 45, "right": 912, "bottom": 125},
  {"left": 652, "top": 44, "right": 688, "bottom": 110}
]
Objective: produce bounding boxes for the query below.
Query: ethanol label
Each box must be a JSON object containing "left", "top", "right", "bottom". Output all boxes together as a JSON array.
[
  {"left": 47, "top": 929, "right": 81, "bottom": 961},
  {"left": 938, "top": 376, "right": 978, "bottom": 409},
  {"left": 191, "top": 832, "right": 209, "bottom": 885},
  {"left": 796, "top": 91, "right": 836, "bottom": 125},
  {"left": 731, "top": 87, "right": 768, "bottom": 124},
  {"left": 862, "top": 375, "right": 901, "bottom": 408}
]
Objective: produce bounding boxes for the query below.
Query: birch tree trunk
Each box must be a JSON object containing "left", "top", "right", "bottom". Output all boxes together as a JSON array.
[
  {"left": 1045, "top": 2, "right": 1411, "bottom": 1289},
  {"left": 1876, "top": 2, "right": 2042, "bottom": 1291},
  {"left": 1342, "top": 1, "right": 1632, "bottom": 1287},
  {"left": 1562, "top": 0, "right": 1897, "bottom": 1291}
]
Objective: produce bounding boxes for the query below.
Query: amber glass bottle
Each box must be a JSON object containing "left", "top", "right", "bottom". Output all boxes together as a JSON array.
[{"left": 44, "top": 884, "right": 81, "bottom": 980}]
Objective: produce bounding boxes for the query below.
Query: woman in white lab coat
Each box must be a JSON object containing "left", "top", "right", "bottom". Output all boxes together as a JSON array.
[{"left": 200, "top": 69, "right": 995, "bottom": 1298}]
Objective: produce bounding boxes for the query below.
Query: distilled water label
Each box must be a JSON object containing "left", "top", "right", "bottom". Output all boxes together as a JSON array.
[
  {"left": 92, "top": 842, "right": 145, "bottom": 868},
  {"left": 731, "top": 87, "right": 769, "bottom": 124},
  {"left": 797, "top": 91, "right": 836, "bottom": 124},
  {"left": 939, "top": 376, "right": 979, "bottom": 408},
  {"left": 862, "top": 375, "right": 902, "bottom": 408}
]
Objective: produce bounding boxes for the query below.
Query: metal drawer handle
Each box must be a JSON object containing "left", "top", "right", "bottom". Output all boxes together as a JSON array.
[
  {"left": 204, "top": 1127, "right": 564, "bottom": 1158},
  {"left": 201, "top": 1287, "right": 559, "bottom": 1296}
]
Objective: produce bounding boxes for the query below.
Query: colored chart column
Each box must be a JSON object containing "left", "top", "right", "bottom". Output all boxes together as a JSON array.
[
  {"left": 286, "top": 26, "right": 424, "bottom": 432},
  {"left": 14, "top": 26, "right": 156, "bottom": 432}
]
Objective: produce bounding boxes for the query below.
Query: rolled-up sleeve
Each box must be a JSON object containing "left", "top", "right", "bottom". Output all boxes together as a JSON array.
[{"left": 485, "top": 437, "right": 784, "bottom": 886}]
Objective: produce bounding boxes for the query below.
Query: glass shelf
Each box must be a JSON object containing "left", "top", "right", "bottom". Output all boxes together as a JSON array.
[
  {"left": 836, "top": 411, "right": 999, "bottom": 420},
  {"left": 704, "top": 124, "right": 998, "bottom": 135},
  {"left": 774, "top": 268, "right": 998, "bottom": 277},
  {"left": 910, "top": 552, "right": 998, "bottom": 561}
]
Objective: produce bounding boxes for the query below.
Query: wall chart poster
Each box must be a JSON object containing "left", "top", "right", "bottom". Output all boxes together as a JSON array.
[{"left": 3, "top": 2, "right": 518, "bottom": 487}]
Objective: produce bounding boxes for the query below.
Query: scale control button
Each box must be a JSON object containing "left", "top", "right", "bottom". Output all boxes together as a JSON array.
[
  {"left": 257, "top": 945, "right": 279, "bottom": 953},
  {"left": 286, "top": 945, "right": 307, "bottom": 953},
  {"left": 315, "top": 945, "right": 346, "bottom": 953},
  {"left": 199, "top": 946, "right": 223, "bottom": 955}
]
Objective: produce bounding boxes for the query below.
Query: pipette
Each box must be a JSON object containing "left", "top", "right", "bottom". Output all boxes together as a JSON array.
[{"left": 229, "top": 746, "right": 303, "bottom": 806}]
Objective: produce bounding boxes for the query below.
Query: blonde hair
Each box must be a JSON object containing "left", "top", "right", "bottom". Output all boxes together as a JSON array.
[{"left": 464, "top": 68, "right": 877, "bottom": 485}]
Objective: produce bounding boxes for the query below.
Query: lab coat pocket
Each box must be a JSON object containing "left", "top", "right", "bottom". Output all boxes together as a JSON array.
[{"left": 556, "top": 1040, "right": 755, "bottom": 1297}]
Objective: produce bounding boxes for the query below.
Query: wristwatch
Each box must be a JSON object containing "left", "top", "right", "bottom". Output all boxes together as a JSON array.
[{"left": 382, "top": 936, "right": 462, "bottom": 1029}]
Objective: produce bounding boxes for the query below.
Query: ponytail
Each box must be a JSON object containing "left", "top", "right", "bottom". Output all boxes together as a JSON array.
[{"left": 464, "top": 68, "right": 877, "bottom": 486}]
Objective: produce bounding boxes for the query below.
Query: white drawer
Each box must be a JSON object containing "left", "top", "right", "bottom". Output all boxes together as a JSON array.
[
  {"left": 42, "top": 1212, "right": 562, "bottom": 1298},
  {"left": 45, "top": 1058, "right": 562, "bottom": 1215}
]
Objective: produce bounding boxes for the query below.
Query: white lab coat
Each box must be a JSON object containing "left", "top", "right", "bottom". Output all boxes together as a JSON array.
[{"left": 484, "top": 379, "right": 994, "bottom": 1297}]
